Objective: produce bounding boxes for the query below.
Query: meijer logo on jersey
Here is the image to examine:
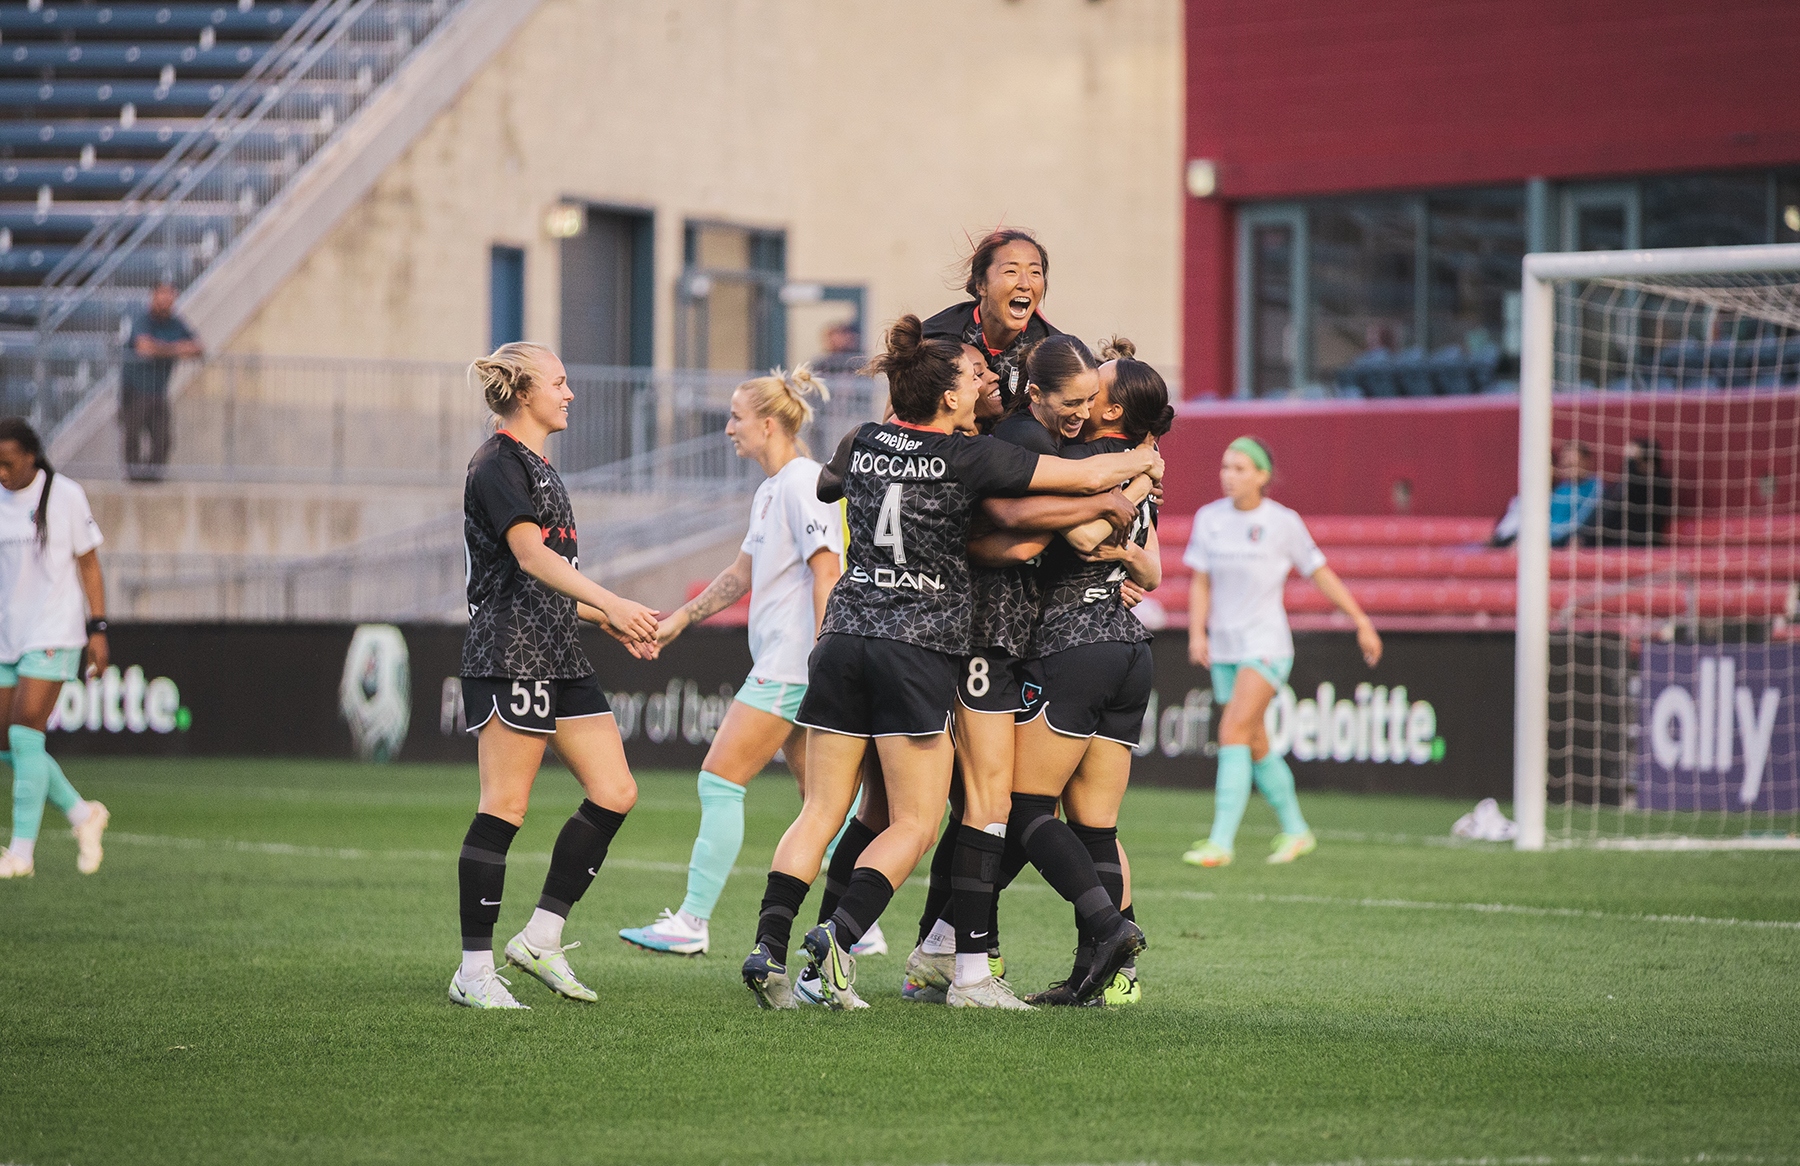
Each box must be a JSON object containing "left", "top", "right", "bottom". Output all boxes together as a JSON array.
[
  {"left": 870, "top": 430, "right": 924, "bottom": 452},
  {"left": 1637, "top": 644, "right": 1795, "bottom": 812}
]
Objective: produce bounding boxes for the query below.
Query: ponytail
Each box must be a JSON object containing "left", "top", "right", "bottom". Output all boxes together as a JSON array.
[
  {"left": 1098, "top": 336, "right": 1175, "bottom": 442},
  {"left": 738, "top": 364, "right": 831, "bottom": 456},
  {"left": 470, "top": 342, "right": 555, "bottom": 419}
]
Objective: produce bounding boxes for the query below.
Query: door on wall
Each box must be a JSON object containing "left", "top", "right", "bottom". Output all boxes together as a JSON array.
[
  {"left": 1559, "top": 185, "right": 1643, "bottom": 386},
  {"left": 1236, "top": 205, "right": 1307, "bottom": 397},
  {"left": 560, "top": 207, "right": 654, "bottom": 368}
]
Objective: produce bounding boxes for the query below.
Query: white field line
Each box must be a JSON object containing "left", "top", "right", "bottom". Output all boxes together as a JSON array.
[{"left": 105, "top": 833, "right": 1799, "bottom": 932}]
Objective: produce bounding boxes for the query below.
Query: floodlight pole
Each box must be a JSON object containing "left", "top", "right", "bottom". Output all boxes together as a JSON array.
[{"left": 1514, "top": 257, "right": 1553, "bottom": 852}]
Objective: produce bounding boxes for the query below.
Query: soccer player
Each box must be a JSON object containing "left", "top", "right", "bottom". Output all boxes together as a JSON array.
[
  {"left": 0, "top": 419, "right": 111, "bottom": 879},
  {"left": 450, "top": 342, "right": 661, "bottom": 1009},
  {"left": 922, "top": 228, "right": 1061, "bottom": 409},
  {"left": 1181, "top": 437, "right": 1382, "bottom": 868},
  {"left": 618, "top": 367, "right": 843, "bottom": 957},
  {"left": 740, "top": 315, "right": 1157, "bottom": 1010}
]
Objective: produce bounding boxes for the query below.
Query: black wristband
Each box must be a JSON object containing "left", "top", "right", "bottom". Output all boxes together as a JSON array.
[{"left": 86, "top": 618, "right": 108, "bottom": 635}]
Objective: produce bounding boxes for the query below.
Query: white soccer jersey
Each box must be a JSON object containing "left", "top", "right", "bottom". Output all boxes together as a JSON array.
[
  {"left": 0, "top": 470, "right": 104, "bottom": 660},
  {"left": 742, "top": 456, "right": 843, "bottom": 685},
  {"left": 1183, "top": 496, "right": 1324, "bottom": 664}
]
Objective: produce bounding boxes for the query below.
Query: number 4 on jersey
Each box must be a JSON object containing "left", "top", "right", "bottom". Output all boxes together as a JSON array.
[{"left": 874, "top": 482, "right": 907, "bottom": 564}]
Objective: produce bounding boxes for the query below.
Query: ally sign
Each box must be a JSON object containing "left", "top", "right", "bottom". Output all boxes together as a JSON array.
[{"left": 1636, "top": 643, "right": 1797, "bottom": 812}]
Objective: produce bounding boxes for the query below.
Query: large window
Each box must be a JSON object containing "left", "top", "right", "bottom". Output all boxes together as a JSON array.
[
  {"left": 1236, "top": 168, "right": 1800, "bottom": 398},
  {"left": 677, "top": 221, "right": 786, "bottom": 370}
]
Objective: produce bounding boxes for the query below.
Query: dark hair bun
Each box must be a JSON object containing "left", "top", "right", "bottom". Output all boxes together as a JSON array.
[
  {"left": 1098, "top": 335, "right": 1137, "bottom": 361},
  {"left": 1152, "top": 404, "right": 1176, "bottom": 437}
]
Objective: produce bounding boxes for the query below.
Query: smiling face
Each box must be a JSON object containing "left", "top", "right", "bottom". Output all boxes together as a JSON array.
[
  {"left": 1029, "top": 366, "right": 1100, "bottom": 441},
  {"left": 938, "top": 352, "right": 983, "bottom": 433},
  {"left": 975, "top": 239, "right": 1045, "bottom": 336},
  {"left": 963, "top": 344, "right": 1002, "bottom": 427},
  {"left": 0, "top": 439, "right": 36, "bottom": 491},
  {"left": 1081, "top": 361, "right": 1128, "bottom": 441},
  {"left": 725, "top": 386, "right": 774, "bottom": 460},
  {"left": 1220, "top": 448, "right": 1269, "bottom": 506},
  {"left": 515, "top": 351, "right": 572, "bottom": 433}
]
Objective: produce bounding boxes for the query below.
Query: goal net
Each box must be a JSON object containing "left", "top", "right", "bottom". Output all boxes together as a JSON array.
[{"left": 1514, "top": 243, "right": 1800, "bottom": 850}]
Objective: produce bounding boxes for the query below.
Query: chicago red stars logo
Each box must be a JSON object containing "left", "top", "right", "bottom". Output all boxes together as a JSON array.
[{"left": 1247, "top": 525, "right": 1264, "bottom": 543}]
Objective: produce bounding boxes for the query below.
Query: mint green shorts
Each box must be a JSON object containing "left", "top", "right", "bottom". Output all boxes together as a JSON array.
[
  {"left": 0, "top": 648, "right": 83, "bottom": 687},
  {"left": 1210, "top": 656, "right": 1293, "bottom": 704},
  {"left": 735, "top": 674, "right": 806, "bottom": 723}
]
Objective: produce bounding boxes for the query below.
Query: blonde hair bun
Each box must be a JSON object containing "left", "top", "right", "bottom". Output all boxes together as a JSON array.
[
  {"left": 737, "top": 363, "right": 830, "bottom": 450},
  {"left": 472, "top": 341, "right": 555, "bottom": 417}
]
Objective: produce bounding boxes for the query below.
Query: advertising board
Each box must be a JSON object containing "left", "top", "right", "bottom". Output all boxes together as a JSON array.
[{"left": 1635, "top": 643, "right": 1798, "bottom": 813}]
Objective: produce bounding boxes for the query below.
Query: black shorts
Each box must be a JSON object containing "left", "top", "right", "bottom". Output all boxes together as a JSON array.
[
  {"left": 462, "top": 674, "right": 611, "bottom": 735},
  {"left": 957, "top": 650, "right": 1027, "bottom": 715},
  {"left": 795, "top": 634, "right": 958, "bottom": 737},
  {"left": 1017, "top": 642, "right": 1154, "bottom": 748}
]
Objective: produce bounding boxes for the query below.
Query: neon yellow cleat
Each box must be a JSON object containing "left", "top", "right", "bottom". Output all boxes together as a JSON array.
[
  {"left": 504, "top": 933, "right": 598, "bottom": 1002},
  {"left": 1103, "top": 967, "right": 1141, "bottom": 1005},
  {"left": 1267, "top": 831, "right": 1317, "bottom": 864},
  {"left": 1181, "top": 841, "right": 1232, "bottom": 867}
]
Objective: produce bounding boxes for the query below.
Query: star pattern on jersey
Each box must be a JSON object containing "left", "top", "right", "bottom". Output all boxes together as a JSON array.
[
  {"left": 1030, "top": 440, "right": 1158, "bottom": 659},
  {"left": 462, "top": 439, "right": 591, "bottom": 680},
  {"left": 970, "top": 563, "right": 1040, "bottom": 656}
]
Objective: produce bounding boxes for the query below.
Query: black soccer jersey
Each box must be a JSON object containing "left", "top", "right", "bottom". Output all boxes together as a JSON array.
[
  {"left": 817, "top": 420, "right": 1039, "bottom": 655},
  {"left": 921, "top": 301, "right": 1062, "bottom": 410},
  {"left": 969, "top": 410, "right": 1061, "bottom": 655},
  {"left": 1029, "top": 434, "right": 1157, "bottom": 657},
  {"left": 460, "top": 430, "right": 592, "bottom": 680}
]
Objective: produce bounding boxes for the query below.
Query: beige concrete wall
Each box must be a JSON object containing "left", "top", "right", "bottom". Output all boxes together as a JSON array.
[{"left": 227, "top": 0, "right": 1184, "bottom": 374}]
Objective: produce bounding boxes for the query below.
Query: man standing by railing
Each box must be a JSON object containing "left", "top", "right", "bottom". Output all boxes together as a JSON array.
[{"left": 120, "top": 283, "right": 202, "bottom": 482}]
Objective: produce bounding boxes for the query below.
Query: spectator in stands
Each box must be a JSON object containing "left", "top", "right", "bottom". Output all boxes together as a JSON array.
[
  {"left": 120, "top": 283, "right": 202, "bottom": 482},
  {"left": 1550, "top": 440, "right": 1602, "bottom": 547},
  {"left": 1588, "top": 437, "right": 1673, "bottom": 547},
  {"left": 810, "top": 322, "right": 865, "bottom": 378}
]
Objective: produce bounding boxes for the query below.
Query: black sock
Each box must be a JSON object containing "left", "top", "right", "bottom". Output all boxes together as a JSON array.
[
  {"left": 828, "top": 867, "right": 895, "bottom": 946},
  {"left": 951, "top": 825, "right": 1004, "bottom": 955},
  {"left": 458, "top": 813, "right": 519, "bottom": 953},
  {"left": 538, "top": 801, "right": 628, "bottom": 917},
  {"left": 986, "top": 828, "right": 1030, "bottom": 955},
  {"left": 1008, "top": 792, "right": 1123, "bottom": 938},
  {"left": 917, "top": 815, "right": 959, "bottom": 942},
  {"left": 818, "top": 818, "right": 879, "bottom": 924},
  {"left": 756, "top": 871, "right": 810, "bottom": 966},
  {"left": 1068, "top": 821, "right": 1123, "bottom": 911}
]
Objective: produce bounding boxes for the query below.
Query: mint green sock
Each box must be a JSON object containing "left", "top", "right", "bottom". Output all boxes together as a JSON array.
[
  {"left": 825, "top": 787, "right": 864, "bottom": 860},
  {"left": 1252, "top": 751, "right": 1309, "bottom": 836},
  {"left": 9, "top": 725, "right": 50, "bottom": 844},
  {"left": 678, "top": 771, "right": 746, "bottom": 921},
  {"left": 43, "top": 754, "right": 82, "bottom": 817},
  {"left": 1207, "top": 744, "right": 1253, "bottom": 851}
]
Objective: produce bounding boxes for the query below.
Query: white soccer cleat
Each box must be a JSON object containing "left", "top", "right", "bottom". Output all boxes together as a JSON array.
[
  {"left": 448, "top": 966, "right": 530, "bottom": 1009},
  {"left": 618, "top": 908, "right": 709, "bottom": 955},
  {"left": 850, "top": 920, "right": 888, "bottom": 956},
  {"left": 73, "top": 801, "right": 109, "bottom": 875},
  {"left": 947, "top": 975, "right": 1035, "bottom": 1010},
  {"left": 0, "top": 848, "right": 33, "bottom": 879},
  {"left": 504, "top": 932, "right": 598, "bottom": 1002}
]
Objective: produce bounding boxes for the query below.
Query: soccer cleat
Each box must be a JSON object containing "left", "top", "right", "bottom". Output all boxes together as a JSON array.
[
  {"left": 448, "top": 966, "right": 530, "bottom": 1009},
  {"left": 72, "top": 801, "right": 109, "bottom": 875},
  {"left": 947, "top": 974, "right": 1034, "bottom": 1010},
  {"left": 1182, "top": 841, "right": 1233, "bottom": 867},
  {"left": 1103, "top": 966, "right": 1142, "bottom": 1006},
  {"left": 619, "top": 908, "right": 709, "bottom": 955},
  {"left": 1267, "top": 831, "right": 1317, "bottom": 864},
  {"left": 1075, "top": 917, "right": 1146, "bottom": 1003},
  {"left": 0, "top": 848, "right": 33, "bottom": 878},
  {"left": 988, "top": 951, "right": 1008, "bottom": 982},
  {"left": 900, "top": 950, "right": 957, "bottom": 993},
  {"left": 850, "top": 919, "right": 888, "bottom": 956},
  {"left": 1024, "top": 978, "right": 1100, "bottom": 1008},
  {"left": 901, "top": 978, "right": 947, "bottom": 1004},
  {"left": 798, "top": 964, "right": 869, "bottom": 1009},
  {"left": 742, "top": 943, "right": 796, "bottom": 1010},
  {"left": 800, "top": 921, "right": 863, "bottom": 1012},
  {"left": 504, "top": 932, "right": 598, "bottom": 1002}
]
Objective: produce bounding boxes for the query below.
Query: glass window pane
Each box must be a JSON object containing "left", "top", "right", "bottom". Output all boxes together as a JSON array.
[
  {"left": 1251, "top": 223, "right": 1294, "bottom": 397},
  {"left": 1642, "top": 173, "right": 1769, "bottom": 249},
  {"left": 1310, "top": 198, "right": 1417, "bottom": 392},
  {"left": 1427, "top": 189, "right": 1525, "bottom": 387}
]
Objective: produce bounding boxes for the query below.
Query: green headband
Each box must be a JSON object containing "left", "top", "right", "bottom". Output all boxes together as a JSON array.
[{"left": 1228, "top": 436, "right": 1271, "bottom": 473}]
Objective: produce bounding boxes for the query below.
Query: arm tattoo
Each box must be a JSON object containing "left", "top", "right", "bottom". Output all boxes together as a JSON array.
[{"left": 683, "top": 571, "right": 749, "bottom": 625}]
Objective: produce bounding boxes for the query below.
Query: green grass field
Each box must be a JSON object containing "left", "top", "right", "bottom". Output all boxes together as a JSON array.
[{"left": 2, "top": 758, "right": 1797, "bottom": 1166}]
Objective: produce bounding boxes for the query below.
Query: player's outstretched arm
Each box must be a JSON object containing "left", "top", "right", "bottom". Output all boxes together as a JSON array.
[
  {"left": 1309, "top": 564, "right": 1382, "bottom": 666},
  {"left": 658, "top": 552, "right": 753, "bottom": 646},
  {"left": 1026, "top": 439, "right": 1160, "bottom": 496},
  {"left": 506, "top": 522, "right": 660, "bottom": 654}
]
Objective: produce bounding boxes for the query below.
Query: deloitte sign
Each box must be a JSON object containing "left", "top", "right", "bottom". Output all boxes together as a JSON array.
[
  {"left": 46, "top": 664, "right": 187, "bottom": 736},
  {"left": 1141, "top": 679, "right": 1442, "bottom": 766}
]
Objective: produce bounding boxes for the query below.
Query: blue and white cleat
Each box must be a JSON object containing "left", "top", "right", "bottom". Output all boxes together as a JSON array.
[
  {"left": 448, "top": 966, "right": 529, "bottom": 1009},
  {"left": 850, "top": 920, "right": 888, "bottom": 956},
  {"left": 742, "top": 943, "right": 797, "bottom": 1010},
  {"left": 801, "top": 921, "right": 867, "bottom": 1011},
  {"left": 504, "top": 932, "right": 598, "bottom": 1002},
  {"left": 619, "top": 908, "right": 709, "bottom": 956}
]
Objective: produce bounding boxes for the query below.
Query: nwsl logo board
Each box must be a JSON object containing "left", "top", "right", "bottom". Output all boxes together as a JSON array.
[{"left": 1636, "top": 644, "right": 1797, "bottom": 813}]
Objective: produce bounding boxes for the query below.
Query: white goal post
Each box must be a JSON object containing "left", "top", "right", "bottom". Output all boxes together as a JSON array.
[{"left": 1515, "top": 243, "right": 1800, "bottom": 850}]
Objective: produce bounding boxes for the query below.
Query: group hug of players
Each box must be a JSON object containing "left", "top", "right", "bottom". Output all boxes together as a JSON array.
[{"left": 448, "top": 227, "right": 1383, "bottom": 1011}]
